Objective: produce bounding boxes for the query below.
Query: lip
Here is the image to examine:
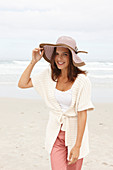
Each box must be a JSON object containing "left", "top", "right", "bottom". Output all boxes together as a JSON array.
[{"left": 57, "top": 62, "right": 65, "bottom": 65}]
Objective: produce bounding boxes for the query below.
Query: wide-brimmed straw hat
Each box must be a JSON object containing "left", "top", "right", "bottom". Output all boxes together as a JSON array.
[{"left": 39, "top": 36, "right": 88, "bottom": 67}]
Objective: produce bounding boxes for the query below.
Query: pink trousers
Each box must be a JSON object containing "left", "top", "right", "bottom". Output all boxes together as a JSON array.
[{"left": 50, "top": 125, "right": 83, "bottom": 170}]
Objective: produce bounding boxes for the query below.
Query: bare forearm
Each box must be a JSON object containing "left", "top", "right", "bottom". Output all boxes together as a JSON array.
[
  {"left": 18, "top": 60, "right": 37, "bottom": 87},
  {"left": 74, "top": 110, "right": 87, "bottom": 148}
]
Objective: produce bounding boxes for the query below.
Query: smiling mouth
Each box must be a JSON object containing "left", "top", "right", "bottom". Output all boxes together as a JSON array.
[{"left": 57, "top": 62, "right": 65, "bottom": 65}]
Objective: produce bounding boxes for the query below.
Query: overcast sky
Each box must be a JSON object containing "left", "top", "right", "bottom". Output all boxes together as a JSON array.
[{"left": 0, "top": 0, "right": 113, "bottom": 62}]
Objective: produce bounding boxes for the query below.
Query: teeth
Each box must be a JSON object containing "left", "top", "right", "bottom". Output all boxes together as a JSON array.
[{"left": 58, "top": 62, "right": 64, "bottom": 64}]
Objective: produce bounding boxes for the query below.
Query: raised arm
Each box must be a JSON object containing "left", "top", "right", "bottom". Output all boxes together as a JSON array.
[{"left": 18, "top": 47, "right": 44, "bottom": 88}]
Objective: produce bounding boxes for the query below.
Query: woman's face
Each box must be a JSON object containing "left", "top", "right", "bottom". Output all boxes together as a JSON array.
[{"left": 54, "top": 47, "right": 70, "bottom": 70}]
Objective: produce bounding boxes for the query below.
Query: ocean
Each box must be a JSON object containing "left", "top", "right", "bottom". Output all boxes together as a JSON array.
[
  {"left": 0, "top": 60, "right": 113, "bottom": 85},
  {"left": 0, "top": 60, "right": 113, "bottom": 102}
]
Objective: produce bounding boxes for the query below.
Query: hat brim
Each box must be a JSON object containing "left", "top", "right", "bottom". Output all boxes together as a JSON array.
[{"left": 39, "top": 43, "right": 87, "bottom": 67}]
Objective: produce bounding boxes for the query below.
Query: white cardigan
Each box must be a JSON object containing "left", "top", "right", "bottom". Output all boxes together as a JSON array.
[{"left": 31, "top": 65, "right": 95, "bottom": 160}]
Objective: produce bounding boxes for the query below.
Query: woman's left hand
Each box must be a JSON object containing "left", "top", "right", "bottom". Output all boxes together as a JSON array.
[{"left": 68, "top": 146, "right": 80, "bottom": 165}]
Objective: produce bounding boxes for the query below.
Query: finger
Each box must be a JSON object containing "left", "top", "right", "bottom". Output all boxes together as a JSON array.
[
  {"left": 35, "top": 47, "right": 44, "bottom": 50},
  {"left": 34, "top": 48, "right": 40, "bottom": 51},
  {"left": 68, "top": 155, "right": 78, "bottom": 164},
  {"left": 41, "top": 50, "right": 44, "bottom": 56},
  {"left": 68, "top": 158, "right": 77, "bottom": 165},
  {"left": 32, "top": 49, "right": 38, "bottom": 52},
  {"left": 69, "top": 152, "right": 72, "bottom": 161},
  {"left": 68, "top": 157, "right": 75, "bottom": 165},
  {"left": 36, "top": 48, "right": 44, "bottom": 53},
  {"left": 33, "top": 49, "right": 41, "bottom": 52}
]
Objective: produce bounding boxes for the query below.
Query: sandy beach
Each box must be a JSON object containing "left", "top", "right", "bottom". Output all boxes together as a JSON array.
[{"left": 0, "top": 97, "right": 113, "bottom": 170}]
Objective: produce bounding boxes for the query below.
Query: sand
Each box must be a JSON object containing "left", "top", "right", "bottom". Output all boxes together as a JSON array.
[{"left": 0, "top": 97, "right": 113, "bottom": 170}]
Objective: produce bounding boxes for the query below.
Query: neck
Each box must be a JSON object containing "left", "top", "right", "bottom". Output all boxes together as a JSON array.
[{"left": 60, "top": 68, "right": 68, "bottom": 79}]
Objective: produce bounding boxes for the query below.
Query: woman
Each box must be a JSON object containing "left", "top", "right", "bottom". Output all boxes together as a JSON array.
[{"left": 18, "top": 36, "right": 95, "bottom": 170}]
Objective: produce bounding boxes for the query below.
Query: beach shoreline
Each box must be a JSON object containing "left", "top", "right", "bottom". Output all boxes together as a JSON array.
[{"left": 0, "top": 83, "right": 113, "bottom": 103}]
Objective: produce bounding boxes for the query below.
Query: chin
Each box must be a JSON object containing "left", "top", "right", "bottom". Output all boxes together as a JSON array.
[{"left": 57, "top": 66, "right": 68, "bottom": 70}]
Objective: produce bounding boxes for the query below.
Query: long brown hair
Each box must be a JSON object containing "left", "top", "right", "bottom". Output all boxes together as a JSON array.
[{"left": 50, "top": 47, "right": 88, "bottom": 82}]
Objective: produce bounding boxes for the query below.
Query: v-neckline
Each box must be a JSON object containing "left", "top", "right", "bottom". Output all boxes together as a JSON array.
[
  {"left": 51, "top": 77, "right": 77, "bottom": 113},
  {"left": 55, "top": 78, "right": 76, "bottom": 92},
  {"left": 48, "top": 66, "right": 80, "bottom": 113}
]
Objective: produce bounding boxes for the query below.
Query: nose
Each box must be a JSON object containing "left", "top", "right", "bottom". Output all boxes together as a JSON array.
[
  {"left": 57, "top": 54, "right": 63, "bottom": 60},
  {"left": 58, "top": 55, "right": 62, "bottom": 59}
]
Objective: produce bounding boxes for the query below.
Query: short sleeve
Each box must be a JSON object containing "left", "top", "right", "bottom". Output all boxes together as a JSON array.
[
  {"left": 31, "top": 67, "right": 49, "bottom": 98},
  {"left": 77, "top": 76, "right": 95, "bottom": 112}
]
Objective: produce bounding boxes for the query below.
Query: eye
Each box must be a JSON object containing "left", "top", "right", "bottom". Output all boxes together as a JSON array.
[
  {"left": 63, "top": 53, "right": 68, "bottom": 56},
  {"left": 64, "top": 53, "right": 68, "bottom": 56}
]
